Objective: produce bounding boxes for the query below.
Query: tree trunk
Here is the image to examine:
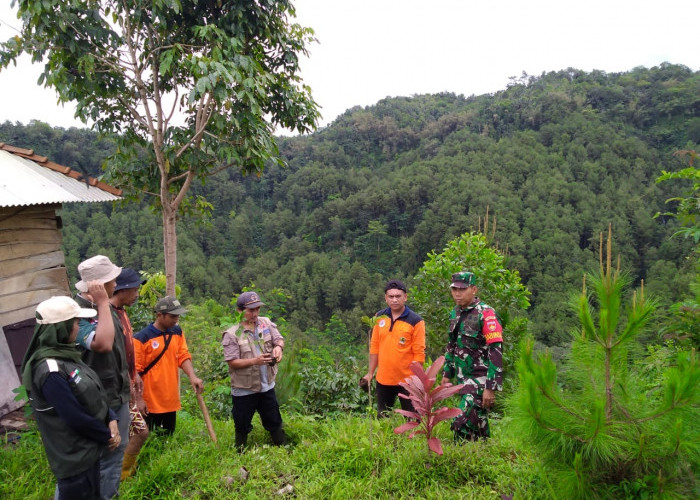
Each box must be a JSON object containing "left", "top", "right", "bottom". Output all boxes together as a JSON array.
[
  {"left": 604, "top": 347, "right": 612, "bottom": 421},
  {"left": 162, "top": 202, "right": 178, "bottom": 297}
]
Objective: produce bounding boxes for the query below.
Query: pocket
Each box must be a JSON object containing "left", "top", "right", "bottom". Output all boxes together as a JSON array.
[
  {"left": 233, "top": 367, "right": 253, "bottom": 387},
  {"left": 460, "top": 330, "right": 482, "bottom": 349},
  {"left": 101, "top": 373, "right": 116, "bottom": 390},
  {"left": 239, "top": 343, "right": 253, "bottom": 356},
  {"left": 449, "top": 318, "right": 458, "bottom": 333}
]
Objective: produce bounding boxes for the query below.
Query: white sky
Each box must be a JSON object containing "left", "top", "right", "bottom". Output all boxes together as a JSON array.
[{"left": 0, "top": 0, "right": 698, "bottom": 132}]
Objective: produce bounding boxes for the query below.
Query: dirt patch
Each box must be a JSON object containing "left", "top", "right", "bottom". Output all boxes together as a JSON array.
[{"left": 1, "top": 408, "right": 31, "bottom": 446}]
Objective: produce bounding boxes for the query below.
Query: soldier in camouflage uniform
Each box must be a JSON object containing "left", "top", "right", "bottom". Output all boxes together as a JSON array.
[{"left": 441, "top": 271, "right": 503, "bottom": 441}]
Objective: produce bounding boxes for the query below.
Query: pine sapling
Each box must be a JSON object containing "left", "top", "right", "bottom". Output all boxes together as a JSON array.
[{"left": 393, "top": 356, "right": 465, "bottom": 455}]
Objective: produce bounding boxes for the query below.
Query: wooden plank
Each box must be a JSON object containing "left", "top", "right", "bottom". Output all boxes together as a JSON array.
[
  {"left": 0, "top": 251, "right": 66, "bottom": 280},
  {"left": 0, "top": 228, "right": 63, "bottom": 244},
  {"left": 0, "top": 242, "right": 62, "bottom": 261},
  {"left": 0, "top": 215, "right": 59, "bottom": 231},
  {"left": 0, "top": 304, "right": 44, "bottom": 329},
  {"left": 0, "top": 268, "right": 70, "bottom": 298},
  {"left": 0, "top": 204, "right": 60, "bottom": 216},
  {"left": 0, "top": 207, "right": 59, "bottom": 230},
  {"left": 0, "top": 288, "right": 70, "bottom": 317}
]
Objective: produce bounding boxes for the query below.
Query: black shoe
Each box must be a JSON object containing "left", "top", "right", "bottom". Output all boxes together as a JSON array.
[
  {"left": 235, "top": 432, "right": 248, "bottom": 452},
  {"left": 270, "top": 427, "right": 287, "bottom": 446}
]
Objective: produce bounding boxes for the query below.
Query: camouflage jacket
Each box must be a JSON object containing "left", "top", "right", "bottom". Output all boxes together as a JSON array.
[{"left": 443, "top": 298, "right": 503, "bottom": 391}]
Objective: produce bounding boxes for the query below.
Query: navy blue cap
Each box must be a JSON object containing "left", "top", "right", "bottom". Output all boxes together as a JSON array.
[{"left": 114, "top": 268, "right": 146, "bottom": 292}]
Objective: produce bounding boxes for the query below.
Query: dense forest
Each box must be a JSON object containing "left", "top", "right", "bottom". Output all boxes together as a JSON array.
[{"left": 1, "top": 63, "right": 698, "bottom": 347}]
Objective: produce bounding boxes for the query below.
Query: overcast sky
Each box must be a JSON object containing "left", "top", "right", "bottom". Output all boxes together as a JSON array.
[{"left": 0, "top": 0, "right": 698, "bottom": 132}]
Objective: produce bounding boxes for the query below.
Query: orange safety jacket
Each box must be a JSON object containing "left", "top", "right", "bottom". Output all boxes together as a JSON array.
[
  {"left": 133, "top": 323, "right": 192, "bottom": 413},
  {"left": 370, "top": 306, "right": 426, "bottom": 386}
]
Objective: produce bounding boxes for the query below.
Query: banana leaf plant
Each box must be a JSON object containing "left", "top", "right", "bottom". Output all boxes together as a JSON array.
[{"left": 393, "top": 356, "right": 465, "bottom": 455}]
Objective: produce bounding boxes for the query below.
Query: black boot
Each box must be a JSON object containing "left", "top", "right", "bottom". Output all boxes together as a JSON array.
[
  {"left": 235, "top": 432, "right": 248, "bottom": 452},
  {"left": 270, "top": 427, "right": 287, "bottom": 446}
]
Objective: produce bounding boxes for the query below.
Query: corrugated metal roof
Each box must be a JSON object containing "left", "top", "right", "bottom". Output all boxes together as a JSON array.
[{"left": 0, "top": 144, "right": 122, "bottom": 207}]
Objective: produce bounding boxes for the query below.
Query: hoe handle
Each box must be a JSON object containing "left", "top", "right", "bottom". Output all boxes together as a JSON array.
[{"left": 196, "top": 392, "right": 218, "bottom": 444}]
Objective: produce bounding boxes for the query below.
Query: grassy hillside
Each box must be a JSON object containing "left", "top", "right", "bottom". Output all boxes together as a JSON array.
[{"left": 2, "top": 412, "right": 537, "bottom": 499}]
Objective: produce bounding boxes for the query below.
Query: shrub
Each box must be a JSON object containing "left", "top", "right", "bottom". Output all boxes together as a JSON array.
[
  {"left": 509, "top": 228, "right": 700, "bottom": 498},
  {"left": 410, "top": 231, "right": 530, "bottom": 390}
]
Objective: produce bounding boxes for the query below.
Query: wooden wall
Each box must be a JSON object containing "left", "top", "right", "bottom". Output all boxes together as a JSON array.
[
  {"left": 0, "top": 204, "right": 71, "bottom": 327},
  {"left": 0, "top": 204, "right": 71, "bottom": 415}
]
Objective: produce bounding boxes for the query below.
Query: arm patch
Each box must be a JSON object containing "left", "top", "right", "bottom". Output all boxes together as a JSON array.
[{"left": 481, "top": 310, "right": 503, "bottom": 344}]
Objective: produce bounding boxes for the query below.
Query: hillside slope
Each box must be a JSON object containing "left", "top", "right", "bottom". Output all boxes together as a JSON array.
[{"left": 2, "top": 63, "right": 698, "bottom": 345}]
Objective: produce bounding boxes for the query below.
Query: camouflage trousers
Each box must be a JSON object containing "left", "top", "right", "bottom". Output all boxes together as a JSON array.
[{"left": 451, "top": 376, "right": 490, "bottom": 441}]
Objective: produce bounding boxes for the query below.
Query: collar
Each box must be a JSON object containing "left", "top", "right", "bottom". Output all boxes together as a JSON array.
[
  {"left": 76, "top": 294, "right": 118, "bottom": 312},
  {"left": 379, "top": 305, "right": 412, "bottom": 320},
  {"left": 148, "top": 322, "right": 178, "bottom": 335},
  {"left": 75, "top": 293, "right": 97, "bottom": 309}
]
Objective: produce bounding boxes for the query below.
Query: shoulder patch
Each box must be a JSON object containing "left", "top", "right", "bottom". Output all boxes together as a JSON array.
[
  {"left": 45, "top": 358, "right": 59, "bottom": 373},
  {"left": 481, "top": 308, "right": 503, "bottom": 344}
]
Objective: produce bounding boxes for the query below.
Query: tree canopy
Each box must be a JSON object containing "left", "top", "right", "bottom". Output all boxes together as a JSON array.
[{"left": 1, "top": 0, "right": 319, "bottom": 294}]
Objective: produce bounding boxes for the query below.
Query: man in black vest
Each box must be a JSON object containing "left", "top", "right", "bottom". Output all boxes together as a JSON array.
[{"left": 74, "top": 255, "right": 130, "bottom": 499}]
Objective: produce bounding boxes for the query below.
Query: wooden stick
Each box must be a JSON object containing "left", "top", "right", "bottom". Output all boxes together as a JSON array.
[{"left": 196, "top": 392, "right": 217, "bottom": 444}]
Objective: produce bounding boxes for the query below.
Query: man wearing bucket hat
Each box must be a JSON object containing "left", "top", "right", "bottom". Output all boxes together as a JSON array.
[
  {"left": 441, "top": 271, "right": 503, "bottom": 441},
  {"left": 133, "top": 296, "right": 203, "bottom": 435},
  {"left": 74, "top": 255, "right": 131, "bottom": 499},
  {"left": 109, "top": 269, "right": 149, "bottom": 480},
  {"left": 22, "top": 296, "right": 121, "bottom": 500},
  {"left": 221, "top": 291, "right": 287, "bottom": 451}
]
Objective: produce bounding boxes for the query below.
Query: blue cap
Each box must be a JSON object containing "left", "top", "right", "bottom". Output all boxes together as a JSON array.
[{"left": 114, "top": 268, "right": 146, "bottom": 292}]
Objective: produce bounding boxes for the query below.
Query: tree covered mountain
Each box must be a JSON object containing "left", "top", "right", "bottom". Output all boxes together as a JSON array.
[{"left": 2, "top": 63, "right": 698, "bottom": 346}]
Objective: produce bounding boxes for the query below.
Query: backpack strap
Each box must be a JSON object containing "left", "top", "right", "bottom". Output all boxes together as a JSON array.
[{"left": 139, "top": 333, "right": 173, "bottom": 377}]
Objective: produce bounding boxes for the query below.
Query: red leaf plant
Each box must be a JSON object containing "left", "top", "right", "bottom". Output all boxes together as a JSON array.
[{"left": 393, "top": 356, "right": 465, "bottom": 455}]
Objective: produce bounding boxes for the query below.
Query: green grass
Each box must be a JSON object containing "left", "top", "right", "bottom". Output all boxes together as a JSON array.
[{"left": 1, "top": 412, "right": 537, "bottom": 499}]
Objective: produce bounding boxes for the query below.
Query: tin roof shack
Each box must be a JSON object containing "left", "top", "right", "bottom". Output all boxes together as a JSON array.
[{"left": 0, "top": 143, "right": 121, "bottom": 416}]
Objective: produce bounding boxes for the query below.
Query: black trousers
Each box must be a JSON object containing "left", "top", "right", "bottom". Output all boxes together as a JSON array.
[
  {"left": 376, "top": 381, "right": 415, "bottom": 418},
  {"left": 146, "top": 411, "right": 177, "bottom": 435},
  {"left": 57, "top": 460, "right": 100, "bottom": 500},
  {"left": 231, "top": 388, "right": 283, "bottom": 434}
]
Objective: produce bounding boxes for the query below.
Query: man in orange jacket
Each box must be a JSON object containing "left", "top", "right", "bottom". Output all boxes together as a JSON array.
[
  {"left": 361, "top": 279, "right": 426, "bottom": 417},
  {"left": 133, "top": 296, "right": 203, "bottom": 435}
]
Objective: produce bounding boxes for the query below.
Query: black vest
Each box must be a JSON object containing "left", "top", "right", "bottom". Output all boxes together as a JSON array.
[
  {"left": 30, "top": 358, "right": 108, "bottom": 479},
  {"left": 75, "top": 295, "right": 131, "bottom": 408}
]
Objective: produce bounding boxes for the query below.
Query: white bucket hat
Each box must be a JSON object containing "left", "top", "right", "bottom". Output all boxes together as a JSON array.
[
  {"left": 36, "top": 296, "right": 97, "bottom": 324},
  {"left": 75, "top": 255, "right": 122, "bottom": 293}
]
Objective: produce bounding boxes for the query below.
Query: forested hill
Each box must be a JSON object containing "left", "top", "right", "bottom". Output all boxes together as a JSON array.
[{"left": 2, "top": 63, "right": 698, "bottom": 345}]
